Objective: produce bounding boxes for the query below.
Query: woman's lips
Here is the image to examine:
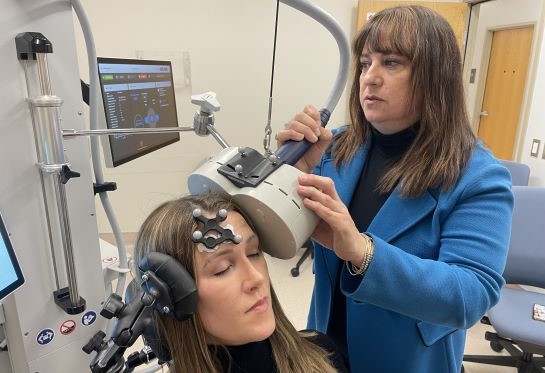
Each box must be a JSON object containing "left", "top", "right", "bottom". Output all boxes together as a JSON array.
[
  {"left": 247, "top": 298, "right": 268, "bottom": 313},
  {"left": 365, "top": 95, "right": 383, "bottom": 102}
]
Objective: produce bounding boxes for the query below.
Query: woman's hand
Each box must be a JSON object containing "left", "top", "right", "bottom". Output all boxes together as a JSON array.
[
  {"left": 275, "top": 105, "right": 332, "bottom": 173},
  {"left": 297, "top": 174, "right": 366, "bottom": 265}
]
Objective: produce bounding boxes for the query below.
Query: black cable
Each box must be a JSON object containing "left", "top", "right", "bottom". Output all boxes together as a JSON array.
[
  {"left": 462, "top": 5, "right": 473, "bottom": 65},
  {"left": 265, "top": 0, "right": 281, "bottom": 137},
  {"left": 269, "top": 0, "right": 280, "bottom": 101}
]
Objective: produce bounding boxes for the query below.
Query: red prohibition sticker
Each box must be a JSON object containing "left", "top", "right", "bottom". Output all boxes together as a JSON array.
[{"left": 60, "top": 320, "right": 76, "bottom": 335}]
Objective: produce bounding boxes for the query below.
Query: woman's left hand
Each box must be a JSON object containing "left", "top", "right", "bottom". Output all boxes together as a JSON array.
[{"left": 297, "top": 174, "right": 366, "bottom": 264}]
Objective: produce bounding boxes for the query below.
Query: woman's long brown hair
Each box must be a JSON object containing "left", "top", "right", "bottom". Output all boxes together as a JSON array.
[{"left": 335, "top": 5, "right": 475, "bottom": 197}]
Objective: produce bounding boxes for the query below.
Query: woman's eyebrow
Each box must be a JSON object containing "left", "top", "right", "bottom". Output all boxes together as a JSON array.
[
  {"left": 246, "top": 233, "right": 257, "bottom": 244},
  {"left": 203, "top": 247, "right": 234, "bottom": 269}
]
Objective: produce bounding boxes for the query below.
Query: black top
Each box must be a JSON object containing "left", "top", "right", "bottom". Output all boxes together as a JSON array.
[
  {"left": 327, "top": 124, "right": 419, "bottom": 357},
  {"left": 210, "top": 331, "right": 349, "bottom": 372},
  {"left": 349, "top": 124, "right": 419, "bottom": 231}
]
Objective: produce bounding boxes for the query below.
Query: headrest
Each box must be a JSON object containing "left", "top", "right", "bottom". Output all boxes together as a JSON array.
[
  {"left": 124, "top": 252, "right": 197, "bottom": 363},
  {"left": 137, "top": 252, "right": 197, "bottom": 321}
]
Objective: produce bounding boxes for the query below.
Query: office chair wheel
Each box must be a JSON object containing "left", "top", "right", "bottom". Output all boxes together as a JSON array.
[
  {"left": 291, "top": 267, "right": 300, "bottom": 277},
  {"left": 490, "top": 340, "right": 504, "bottom": 353}
]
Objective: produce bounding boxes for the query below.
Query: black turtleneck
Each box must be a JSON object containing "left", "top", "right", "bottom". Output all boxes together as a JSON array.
[
  {"left": 327, "top": 123, "right": 419, "bottom": 356},
  {"left": 349, "top": 124, "right": 419, "bottom": 231},
  {"left": 211, "top": 339, "right": 276, "bottom": 373},
  {"left": 210, "top": 332, "right": 349, "bottom": 372}
]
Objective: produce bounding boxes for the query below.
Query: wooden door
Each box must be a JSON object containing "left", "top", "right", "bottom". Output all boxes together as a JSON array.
[
  {"left": 357, "top": 1, "right": 469, "bottom": 51},
  {"left": 477, "top": 26, "right": 533, "bottom": 160}
]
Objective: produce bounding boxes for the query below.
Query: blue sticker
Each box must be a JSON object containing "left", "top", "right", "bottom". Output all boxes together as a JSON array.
[
  {"left": 82, "top": 310, "right": 97, "bottom": 326},
  {"left": 36, "top": 328, "right": 54, "bottom": 345}
]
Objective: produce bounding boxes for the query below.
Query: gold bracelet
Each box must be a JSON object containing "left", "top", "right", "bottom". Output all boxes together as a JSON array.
[{"left": 346, "top": 233, "right": 375, "bottom": 276}]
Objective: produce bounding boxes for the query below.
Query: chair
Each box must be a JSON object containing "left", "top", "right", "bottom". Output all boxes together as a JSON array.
[
  {"left": 463, "top": 186, "right": 545, "bottom": 373},
  {"left": 500, "top": 159, "right": 530, "bottom": 186},
  {"left": 290, "top": 239, "right": 314, "bottom": 277}
]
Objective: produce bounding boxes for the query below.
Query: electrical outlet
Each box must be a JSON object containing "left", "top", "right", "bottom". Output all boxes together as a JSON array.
[
  {"left": 530, "top": 139, "right": 541, "bottom": 158},
  {"left": 470, "top": 68, "right": 477, "bottom": 84}
]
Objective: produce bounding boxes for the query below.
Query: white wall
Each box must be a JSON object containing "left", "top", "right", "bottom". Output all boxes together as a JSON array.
[
  {"left": 77, "top": 0, "right": 545, "bottom": 234},
  {"left": 464, "top": 0, "right": 545, "bottom": 185},
  {"left": 520, "top": 6, "right": 545, "bottom": 186},
  {"left": 73, "top": 0, "right": 358, "bottom": 233}
]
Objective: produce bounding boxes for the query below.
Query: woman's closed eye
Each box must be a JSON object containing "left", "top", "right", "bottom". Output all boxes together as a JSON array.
[
  {"left": 247, "top": 250, "right": 261, "bottom": 259},
  {"left": 212, "top": 250, "right": 261, "bottom": 276},
  {"left": 213, "top": 263, "right": 232, "bottom": 276}
]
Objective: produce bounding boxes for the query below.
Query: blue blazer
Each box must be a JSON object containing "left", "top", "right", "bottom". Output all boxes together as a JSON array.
[{"left": 307, "top": 136, "right": 513, "bottom": 373}]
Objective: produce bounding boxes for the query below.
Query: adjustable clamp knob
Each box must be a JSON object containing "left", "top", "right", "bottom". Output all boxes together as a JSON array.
[
  {"left": 82, "top": 330, "right": 106, "bottom": 354},
  {"left": 100, "top": 293, "right": 125, "bottom": 319},
  {"left": 191, "top": 91, "right": 221, "bottom": 113}
]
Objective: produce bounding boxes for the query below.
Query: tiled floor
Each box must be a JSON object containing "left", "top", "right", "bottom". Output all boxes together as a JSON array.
[{"left": 102, "top": 234, "right": 520, "bottom": 372}]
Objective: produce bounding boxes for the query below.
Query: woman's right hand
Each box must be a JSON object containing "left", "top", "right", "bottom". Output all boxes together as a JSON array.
[{"left": 275, "top": 105, "right": 333, "bottom": 173}]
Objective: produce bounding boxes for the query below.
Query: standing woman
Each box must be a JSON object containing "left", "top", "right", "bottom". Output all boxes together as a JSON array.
[{"left": 276, "top": 6, "right": 513, "bottom": 373}]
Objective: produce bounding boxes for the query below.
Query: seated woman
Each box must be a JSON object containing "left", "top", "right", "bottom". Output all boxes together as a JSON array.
[{"left": 132, "top": 193, "right": 348, "bottom": 373}]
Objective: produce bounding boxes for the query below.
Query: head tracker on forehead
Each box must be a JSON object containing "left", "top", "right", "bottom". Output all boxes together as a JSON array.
[{"left": 191, "top": 208, "right": 243, "bottom": 251}]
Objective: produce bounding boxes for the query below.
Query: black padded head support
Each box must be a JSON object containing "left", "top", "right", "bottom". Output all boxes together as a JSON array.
[
  {"left": 128, "top": 252, "right": 198, "bottom": 363},
  {"left": 137, "top": 252, "right": 198, "bottom": 321}
]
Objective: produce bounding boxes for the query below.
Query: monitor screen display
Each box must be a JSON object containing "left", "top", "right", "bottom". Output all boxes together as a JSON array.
[
  {"left": 0, "top": 212, "right": 24, "bottom": 301},
  {"left": 97, "top": 57, "right": 180, "bottom": 167}
]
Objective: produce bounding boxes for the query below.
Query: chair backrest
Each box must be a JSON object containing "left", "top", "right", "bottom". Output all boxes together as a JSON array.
[
  {"left": 500, "top": 160, "right": 530, "bottom": 186},
  {"left": 502, "top": 186, "right": 545, "bottom": 288}
]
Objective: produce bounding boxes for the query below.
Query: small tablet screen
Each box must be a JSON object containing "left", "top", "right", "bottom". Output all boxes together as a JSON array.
[
  {"left": 97, "top": 57, "right": 180, "bottom": 167},
  {"left": 0, "top": 212, "right": 24, "bottom": 301}
]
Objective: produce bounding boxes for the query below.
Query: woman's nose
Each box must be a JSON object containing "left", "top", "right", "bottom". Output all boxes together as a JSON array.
[
  {"left": 362, "top": 64, "right": 382, "bottom": 86},
  {"left": 241, "top": 260, "right": 265, "bottom": 292}
]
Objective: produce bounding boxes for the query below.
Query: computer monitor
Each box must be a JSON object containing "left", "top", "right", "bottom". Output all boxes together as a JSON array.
[
  {"left": 97, "top": 57, "right": 180, "bottom": 167},
  {"left": 0, "top": 212, "right": 24, "bottom": 301}
]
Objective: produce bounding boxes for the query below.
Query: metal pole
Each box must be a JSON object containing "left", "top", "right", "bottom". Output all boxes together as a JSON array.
[
  {"left": 16, "top": 32, "right": 86, "bottom": 313},
  {"left": 62, "top": 126, "right": 194, "bottom": 137},
  {"left": 61, "top": 125, "right": 231, "bottom": 148},
  {"left": 55, "top": 174, "right": 79, "bottom": 305},
  {"left": 36, "top": 53, "right": 52, "bottom": 95}
]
